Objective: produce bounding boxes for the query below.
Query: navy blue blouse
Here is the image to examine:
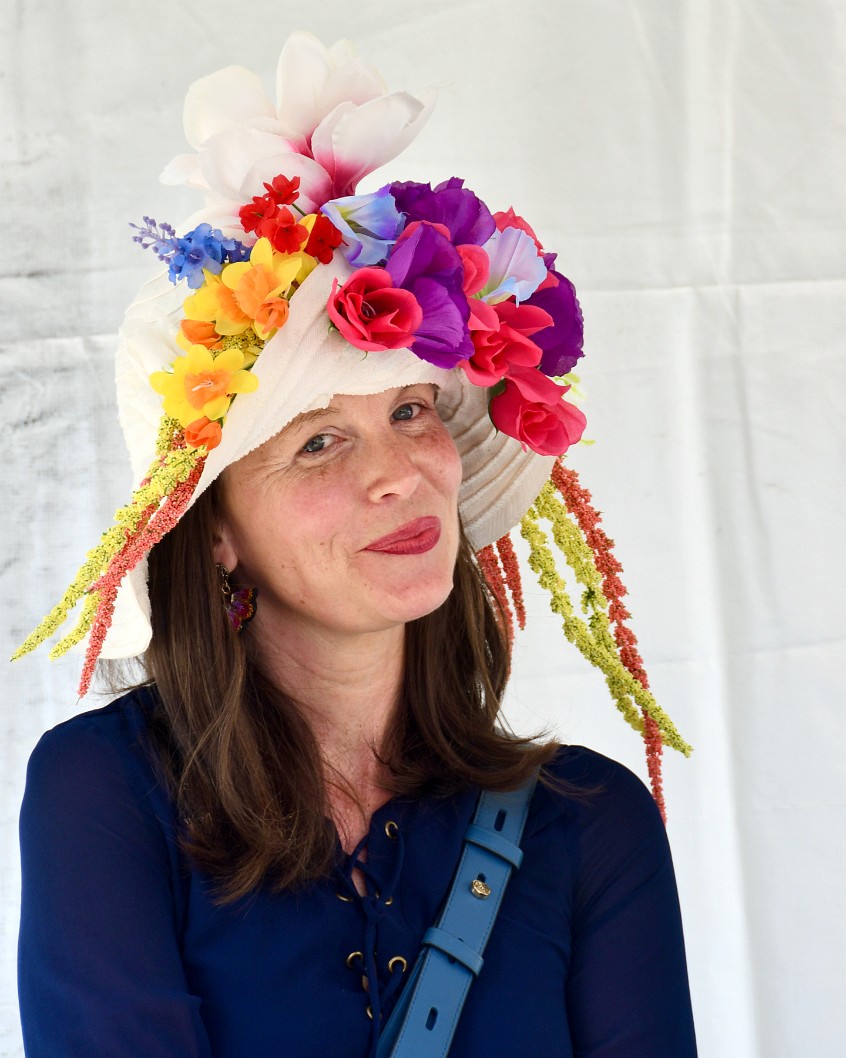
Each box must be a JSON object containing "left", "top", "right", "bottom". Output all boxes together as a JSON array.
[{"left": 18, "top": 688, "right": 697, "bottom": 1057}]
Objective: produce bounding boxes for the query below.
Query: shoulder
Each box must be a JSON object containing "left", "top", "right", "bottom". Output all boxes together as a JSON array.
[
  {"left": 526, "top": 745, "right": 672, "bottom": 900},
  {"left": 21, "top": 686, "right": 168, "bottom": 838},
  {"left": 533, "top": 743, "right": 663, "bottom": 830}
]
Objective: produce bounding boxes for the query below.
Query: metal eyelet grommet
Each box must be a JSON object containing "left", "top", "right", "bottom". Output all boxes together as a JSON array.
[
  {"left": 346, "top": 951, "right": 364, "bottom": 969},
  {"left": 384, "top": 820, "right": 399, "bottom": 839},
  {"left": 387, "top": 955, "right": 408, "bottom": 974},
  {"left": 366, "top": 1004, "right": 382, "bottom": 1020},
  {"left": 384, "top": 895, "right": 394, "bottom": 906},
  {"left": 336, "top": 891, "right": 354, "bottom": 903},
  {"left": 470, "top": 878, "right": 492, "bottom": 899}
]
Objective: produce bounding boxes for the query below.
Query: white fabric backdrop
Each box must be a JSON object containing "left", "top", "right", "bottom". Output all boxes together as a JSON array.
[{"left": 2, "top": 2, "right": 844, "bottom": 1055}]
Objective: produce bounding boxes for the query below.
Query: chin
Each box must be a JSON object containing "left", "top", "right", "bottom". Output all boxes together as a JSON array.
[{"left": 372, "top": 564, "right": 456, "bottom": 627}]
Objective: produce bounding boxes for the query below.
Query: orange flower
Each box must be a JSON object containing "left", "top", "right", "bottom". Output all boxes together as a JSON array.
[
  {"left": 184, "top": 366, "right": 236, "bottom": 411},
  {"left": 233, "top": 264, "right": 283, "bottom": 318},
  {"left": 184, "top": 417, "right": 223, "bottom": 451},
  {"left": 179, "top": 319, "right": 222, "bottom": 351},
  {"left": 216, "top": 283, "right": 252, "bottom": 331},
  {"left": 254, "top": 296, "right": 290, "bottom": 334}
]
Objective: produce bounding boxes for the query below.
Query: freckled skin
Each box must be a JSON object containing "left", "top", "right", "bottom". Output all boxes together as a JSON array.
[{"left": 214, "top": 385, "right": 463, "bottom": 648}]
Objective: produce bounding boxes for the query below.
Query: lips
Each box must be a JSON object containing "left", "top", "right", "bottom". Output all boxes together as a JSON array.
[{"left": 364, "top": 516, "right": 442, "bottom": 555}]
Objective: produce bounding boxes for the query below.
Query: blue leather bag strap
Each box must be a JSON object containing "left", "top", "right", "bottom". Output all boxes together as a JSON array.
[{"left": 376, "top": 774, "right": 537, "bottom": 1058}]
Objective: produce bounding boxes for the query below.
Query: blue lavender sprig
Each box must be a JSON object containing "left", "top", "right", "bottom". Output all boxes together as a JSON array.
[
  {"left": 130, "top": 218, "right": 251, "bottom": 289},
  {"left": 129, "top": 217, "right": 179, "bottom": 262}
]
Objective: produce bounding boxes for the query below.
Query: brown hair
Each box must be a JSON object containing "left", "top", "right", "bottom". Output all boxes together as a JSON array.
[{"left": 143, "top": 482, "right": 558, "bottom": 902}]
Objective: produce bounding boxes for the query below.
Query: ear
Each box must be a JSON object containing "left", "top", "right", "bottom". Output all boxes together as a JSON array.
[{"left": 212, "top": 515, "right": 240, "bottom": 573}]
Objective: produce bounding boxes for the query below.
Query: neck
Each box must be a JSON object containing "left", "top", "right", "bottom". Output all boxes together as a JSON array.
[{"left": 251, "top": 613, "right": 404, "bottom": 840}]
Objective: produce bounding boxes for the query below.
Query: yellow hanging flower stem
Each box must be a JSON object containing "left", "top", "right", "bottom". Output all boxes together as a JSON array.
[
  {"left": 12, "top": 439, "right": 203, "bottom": 661},
  {"left": 49, "top": 591, "right": 100, "bottom": 659},
  {"left": 533, "top": 484, "right": 619, "bottom": 653},
  {"left": 520, "top": 495, "right": 691, "bottom": 757}
]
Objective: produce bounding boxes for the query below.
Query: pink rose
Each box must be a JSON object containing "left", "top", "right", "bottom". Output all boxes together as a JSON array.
[
  {"left": 462, "top": 300, "right": 552, "bottom": 386},
  {"left": 327, "top": 268, "right": 423, "bottom": 352},
  {"left": 489, "top": 365, "right": 587, "bottom": 455},
  {"left": 457, "top": 244, "right": 489, "bottom": 296}
]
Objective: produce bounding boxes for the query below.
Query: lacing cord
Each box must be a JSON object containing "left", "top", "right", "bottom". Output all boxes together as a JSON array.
[{"left": 338, "top": 829, "right": 407, "bottom": 1057}]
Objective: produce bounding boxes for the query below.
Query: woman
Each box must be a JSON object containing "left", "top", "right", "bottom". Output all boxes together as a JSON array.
[{"left": 15, "top": 32, "right": 697, "bottom": 1057}]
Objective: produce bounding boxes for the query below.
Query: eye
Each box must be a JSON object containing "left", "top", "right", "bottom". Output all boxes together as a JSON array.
[
  {"left": 392, "top": 402, "right": 422, "bottom": 422},
  {"left": 301, "top": 433, "right": 335, "bottom": 454}
]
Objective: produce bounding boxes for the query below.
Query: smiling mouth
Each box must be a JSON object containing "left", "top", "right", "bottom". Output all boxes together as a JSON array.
[{"left": 364, "top": 517, "right": 442, "bottom": 555}]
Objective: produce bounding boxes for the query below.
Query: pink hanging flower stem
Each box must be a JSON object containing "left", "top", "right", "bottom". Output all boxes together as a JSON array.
[
  {"left": 476, "top": 543, "right": 514, "bottom": 647},
  {"left": 551, "top": 458, "right": 666, "bottom": 821},
  {"left": 496, "top": 533, "right": 526, "bottom": 630}
]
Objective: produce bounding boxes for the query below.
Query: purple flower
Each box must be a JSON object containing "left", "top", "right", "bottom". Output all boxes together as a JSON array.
[
  {"left": 167, "top": 224, "right": 248, "bottom": 289},
  {"left": 385, "top": 224, "right": 472, "bottom": 367},
  {"left": 524, "top": 270, "right": 585, "bottom": 377},
  {"left": 389, "top": 178, "right": 495, "bottom": 247},
  {"left": 320, "top": 186, "right": 404, "bottom": 267}
]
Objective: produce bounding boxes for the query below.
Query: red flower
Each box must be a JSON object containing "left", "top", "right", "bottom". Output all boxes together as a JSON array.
[
  {"left": 489, "top": 365, "right": 586, "bottom": 455},
  {"left": 462, "top": 300, "right": 552, "bottom": 386},
  {"left": 239, "top": 194, "right": 278, "bottom": 235},
  {"left": 327, "top": 268, "right": 423, "bottom": 352},
  {"left": 305, "top": 214, "right": 344, "bottom": 264},
  {"left": 493, "top": 207, "right": 543, "bottom": 253},
  {"left": 263, "top": 174, "right": 301, "bottom": 206},
  {"left": 257, "top": 206, "right": 308, "bottom": 254}
]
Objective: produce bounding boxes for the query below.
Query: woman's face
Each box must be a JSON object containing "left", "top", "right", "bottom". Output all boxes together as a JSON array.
[{"left": 214, "top": 384, "right": 463, "bottom": 643}]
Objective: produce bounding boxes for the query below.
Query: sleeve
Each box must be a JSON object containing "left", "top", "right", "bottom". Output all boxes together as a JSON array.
[
  {"left": 18, "top": 719, "right": 214, "bottom": 1058},
  {"left": 564, "top": 756, "right": 698, "bottom": 1058}
]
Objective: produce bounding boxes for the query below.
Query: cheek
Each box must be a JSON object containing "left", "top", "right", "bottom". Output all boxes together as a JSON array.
[{"left": 431, "top": 427, "right": 463, "bottom": 499}]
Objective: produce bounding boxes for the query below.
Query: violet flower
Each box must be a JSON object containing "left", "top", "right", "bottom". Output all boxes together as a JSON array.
[
  {"left": 389, "top": 178, "right": 495, "bottom": 247},
  {"left": 524, "top": 269, "right": 585, "bottom": 377},
  {"left": 385, "top": 223, "right": 472, "bottom": 367}
]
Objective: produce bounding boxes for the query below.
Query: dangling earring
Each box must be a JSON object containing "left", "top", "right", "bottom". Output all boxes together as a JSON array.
[{"left": 217, "top": 564, "right": 257, "bottom": 633}]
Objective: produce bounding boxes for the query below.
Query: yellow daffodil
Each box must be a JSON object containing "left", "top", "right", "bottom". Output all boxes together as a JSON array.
[
  {"left": 150, "top": 344, "right": 258, "bottom": 428},
  {"left": 183, "top": 271, "right": 252, "bottom": 337}
]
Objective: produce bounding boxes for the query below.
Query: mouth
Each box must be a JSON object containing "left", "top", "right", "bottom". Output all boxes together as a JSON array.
[{"left": 364, "top": 516, "right": 442, "bottom": 555}]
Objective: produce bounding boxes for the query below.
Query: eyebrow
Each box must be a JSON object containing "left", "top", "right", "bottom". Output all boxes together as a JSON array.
[{"left": 286, "top": 407, "right": 334, "bottom": 431}]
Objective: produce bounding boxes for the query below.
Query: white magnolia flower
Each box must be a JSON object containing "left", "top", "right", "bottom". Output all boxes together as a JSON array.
[{"left": 161, "top": 32, "right": 435, "bottom": 234}]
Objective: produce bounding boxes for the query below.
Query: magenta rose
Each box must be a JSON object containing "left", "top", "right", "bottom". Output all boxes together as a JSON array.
[
  {"left": 489, "top": 365, "right": 587, "bottom": 455},
  {"left": 327, "top": 267, "right": 423, "bottom": 352}
]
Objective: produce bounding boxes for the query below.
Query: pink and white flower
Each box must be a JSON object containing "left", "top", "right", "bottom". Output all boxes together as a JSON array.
[{"left": 161, "top": 32, "right": 435, "bottom": 236}]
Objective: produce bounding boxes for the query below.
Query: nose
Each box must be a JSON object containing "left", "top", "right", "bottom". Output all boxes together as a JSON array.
[{"left": 363, "top": 429, "right": 423, "bottom": 504}]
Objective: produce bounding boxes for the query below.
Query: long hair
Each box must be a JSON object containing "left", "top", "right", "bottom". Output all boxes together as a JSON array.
[{"left": 143, "top": 481, "right": 558, "bottom": 902}]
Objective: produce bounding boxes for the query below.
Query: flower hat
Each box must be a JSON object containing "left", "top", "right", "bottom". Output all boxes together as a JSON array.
[{"left": 14, "top": 32, "right": 689, "bottom": 812}]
